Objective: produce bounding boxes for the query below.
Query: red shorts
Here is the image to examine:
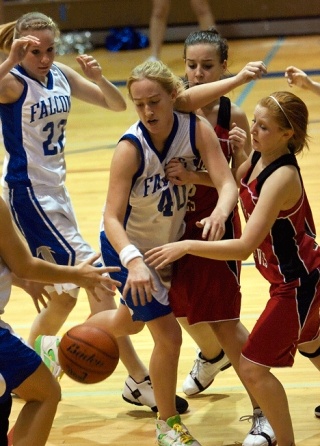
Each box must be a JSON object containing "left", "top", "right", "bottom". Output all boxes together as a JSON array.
[
  {"left": 169, "top": 207, "right": 242, "bottom": 324},
  {"left": 242, "top": 270, "right": 320, "bottom": 367},
  {"left": 169, "top": 254, "right": 241, "bottom": 324}
]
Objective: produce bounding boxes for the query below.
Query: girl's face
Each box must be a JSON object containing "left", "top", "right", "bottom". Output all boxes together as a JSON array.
[
  {"left": 184, "top": 43, "right": 226, "bottom": 86},
  {"left": 20, "top": 29, "right": 56, "bottom": 81},
  {"left": 130, "top": 78, "right": 176, "bottom": 137},
  {"left": 250, "top": 104, "right": 292, "bottom": 154}
]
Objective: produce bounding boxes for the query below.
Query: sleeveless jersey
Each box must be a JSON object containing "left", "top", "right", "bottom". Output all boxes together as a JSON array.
[
  {"left": 240, "top": 151, "right": 320, "bottom": 284},
  {"left": 110, "top": 111, "right": 199, "bottom": 254},
  {"left": 0, "top": 63, "right": 71, "bottom": 188},
  {"left": 169, "top": 97, "right": 241, "bottom": 323}
]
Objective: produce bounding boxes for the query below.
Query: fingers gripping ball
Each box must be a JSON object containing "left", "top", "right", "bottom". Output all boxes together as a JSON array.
[{"left": 58, "top": 324, "right": 119, "bottom": 384}]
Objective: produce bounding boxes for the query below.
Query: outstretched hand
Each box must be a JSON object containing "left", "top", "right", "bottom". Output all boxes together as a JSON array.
[
  {"left": 75, "top": 253, "right": 121, "bottom": 301},
  {"left": 12, "top": 274, "right": 52, "bottom": 313},
  {"left": 145, "top": 241, "right": 188, "bottom": 270}
]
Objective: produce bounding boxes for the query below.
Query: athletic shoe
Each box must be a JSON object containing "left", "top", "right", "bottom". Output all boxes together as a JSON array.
[
  {"left": 34, "top": 335, "right": 63, "bottom": 380},
  {"left": 315, "top": 405, "right": 320, "bottom": 418},
  {"left": 156, "top": 414, "right": 201, "bottom": 446},
  {"left": 241, "top": 408, "right": 277, "bottom": 446},
  {"left": 122, "top": 375, "right": 189, "bottom": 414},
  {"left": 183, "top": 349, "right": 231, "bottom": 396}
]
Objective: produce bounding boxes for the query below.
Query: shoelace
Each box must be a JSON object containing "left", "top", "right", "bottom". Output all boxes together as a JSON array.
[
  {"left": 172, "top": 423, "right": 194, "bottom": 444},
  {"left": 190, "top": 356, "right": 210, "bottom": 378},
  {"left": 239, "top": 414, "right": 264, "bottom": 434}
]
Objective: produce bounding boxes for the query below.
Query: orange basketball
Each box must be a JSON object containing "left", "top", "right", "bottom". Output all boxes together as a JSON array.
[{"left": 58, "top": 324, "right": 119, "bottom": 384}]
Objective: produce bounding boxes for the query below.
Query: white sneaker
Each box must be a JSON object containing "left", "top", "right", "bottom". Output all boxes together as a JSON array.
[
  {"left": 241, "top": 408, "right": 277, "bottom": 446},
  {"left": 156, "top": 414, "right": 201, "bottom": 446},
  {"left": 122, "top": 375, "right": 189, "bottom": 413},
  {"left": 183, "top": 349, "right": 231, "bottom": 396},
  {"left": 34, "top": 335, "right": 63, "bottom": 380}
]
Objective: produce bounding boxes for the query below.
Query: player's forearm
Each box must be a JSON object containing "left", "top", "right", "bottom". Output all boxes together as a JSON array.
[
  {"left": 307, "top": 79, "right": 320, "bottom": 96},
  {"left": 96, "top": 76, "right": 127, "bottom": 111},
  {"left": 18, "top": 257, "right": 79, "bottom": 284},
  {"left": 185, "top": 237, "right": 250, "bottom": 261}
]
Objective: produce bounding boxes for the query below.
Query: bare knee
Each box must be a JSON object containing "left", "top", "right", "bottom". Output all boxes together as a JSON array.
[
  {"left": 49, "top": 292, "right": 77, "bottom": 315},
  {"left": 238, "top": 356, "right": 263, "bottom": 387},
  {"left": 126, "top": 321, "right": 145, "bottom": 335},
  {"left": 15, "top": 364, "right": 61, "bottom": 405},
  {"left": 149, "top": 317, "right": 182, "bottom": 357}
]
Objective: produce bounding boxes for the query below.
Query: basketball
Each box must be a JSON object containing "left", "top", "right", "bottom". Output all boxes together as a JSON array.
[{"left": 58, "top": 324, "right": 119, "bottom": 384}]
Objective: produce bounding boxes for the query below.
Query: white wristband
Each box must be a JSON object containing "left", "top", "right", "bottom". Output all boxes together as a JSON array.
[{"left": 119, "top": 244, "right": 143, "bottom": 268}]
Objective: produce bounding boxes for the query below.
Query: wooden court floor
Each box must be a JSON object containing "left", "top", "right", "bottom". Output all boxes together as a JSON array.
[{"left": 4, "top": 34, "right": 320, "bottom": 445}]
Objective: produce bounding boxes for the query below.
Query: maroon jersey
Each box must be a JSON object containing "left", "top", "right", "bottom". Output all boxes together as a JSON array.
[{"left": 240, "top": 151, "right": 320, "bottom": 285}]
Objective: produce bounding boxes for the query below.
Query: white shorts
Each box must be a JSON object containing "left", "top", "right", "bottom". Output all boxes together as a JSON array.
[{"left": 3, "top": 185, "right": 99, "bottom": 297}]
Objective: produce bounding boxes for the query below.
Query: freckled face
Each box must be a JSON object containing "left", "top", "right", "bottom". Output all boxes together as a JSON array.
[
  {"left": 130, "top": 78, "right": 176, "bottom": 137},
  {"left": 184, "top": 43, "right": 226, "bottom": 86},
  {"left": 20, "top": 29, "right": 56, "bottom": 82}
]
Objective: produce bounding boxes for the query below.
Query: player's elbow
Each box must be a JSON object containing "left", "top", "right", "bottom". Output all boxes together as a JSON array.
[
  {"left": 113, "top": 102, "right": 127, "bottom": 112},
  {"left": 238, "top": 250, "right": 251, "bottom": 261},
  {"left": 235, "top": 241, "right": 253, "bottom": 261}
]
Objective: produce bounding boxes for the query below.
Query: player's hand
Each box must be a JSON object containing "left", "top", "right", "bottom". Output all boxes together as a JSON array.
[
  {"left": 285, "top": 66, "right": 310, "bottom": 89},
  {"left": 228, "top": 122, "right": 247, "bottom": 152},
  {"left": 196, "top": 210, "right": 226, "bottom": 241},
  {"left": 122, "top": 257, "right": 157, "bottom": 306},
  {"left": 145, "top": 241, "right": 188, "bottom": 270},
  {"left": 76, "top": 54, "right": 103, "bottom": 83},
  {"left": 234, "top": 61, "right": 267, "bottom": 84},
  {"left": 20, "top": 280, "right": 51, "bottom": 313},
  {"left": 75, "top": 254, "right": 121, "bottom": 301},
  {"left": 165, "top": 158, "right": 191, "bottom": 185},
  {"left": 8, "top": 35, "right": 40, "bottom": 65}
]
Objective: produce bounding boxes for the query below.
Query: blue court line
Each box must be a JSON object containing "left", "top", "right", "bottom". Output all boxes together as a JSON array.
[
  {"left": 264, "top": 69, "right": 320, "bottom": 78},
  {"left": 235, "top": 36, "right": 285, "bottom": 107},
  {"left": 112, "top": 68, "right": 320, "bottom": 89}
]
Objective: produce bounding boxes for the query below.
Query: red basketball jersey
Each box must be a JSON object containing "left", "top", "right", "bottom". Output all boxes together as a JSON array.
[{"left": 240, "top": 151, "right": 320, "bottom": 285}]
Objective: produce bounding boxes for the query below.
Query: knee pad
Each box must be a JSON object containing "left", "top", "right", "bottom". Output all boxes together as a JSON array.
[{"left": 299, "top": 346, "right": 320, "bottom": 358}]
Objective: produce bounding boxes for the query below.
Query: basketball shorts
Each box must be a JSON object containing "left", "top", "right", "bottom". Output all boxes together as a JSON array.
[
  {"left": 0, "top": 323, "right": 41, "bottom": 403},
  {"left": 242, "top": 269, "right": 320, "bottom": 367},
  {"left": 100, "top": 230, "right": 172, "bottom": 322},
  {"left": 3, "top": 185, "right": 99, "bottom": 297},
  {"left": 169, "top": 207, "right": 242, "bottom": 324},
  {"left": 169, "top": 254, "right": 241, "bottom": 324}
]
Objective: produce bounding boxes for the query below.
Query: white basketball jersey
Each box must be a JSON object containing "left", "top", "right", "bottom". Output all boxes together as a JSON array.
[
  {"left": 1, "top": 63, "right": 71, "bottom": 188},
  {"left": 112, "top": 111, "right": 199, "bottom": 253}
]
